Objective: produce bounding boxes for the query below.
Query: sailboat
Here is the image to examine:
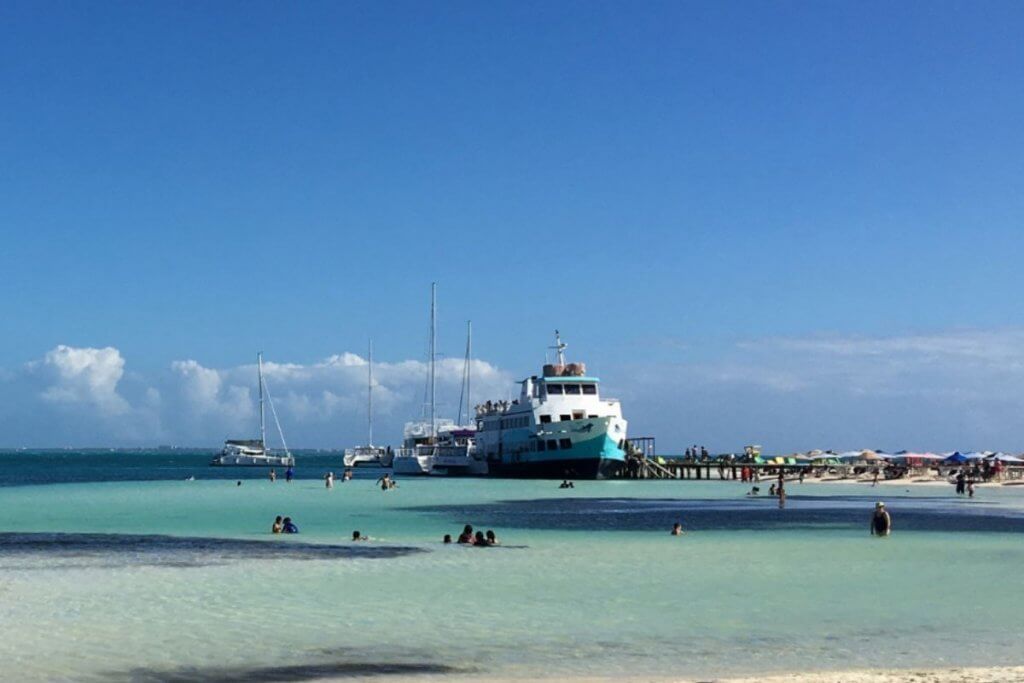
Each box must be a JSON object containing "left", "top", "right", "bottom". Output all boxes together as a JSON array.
[
  {"left": 427, "top": 320, "right": 487, "bottom": 476},
  {"left": 210, "top": 352, "right": 296, "bottom": 467},
  {"left": 392, "top": 285, "right": 486, "bottom": 476},
  {"left": 342, "top": 340, "right": 393, "bottom": 468},
  {"left": 392, "top": 283, "right": 442, "bottom": 475}
]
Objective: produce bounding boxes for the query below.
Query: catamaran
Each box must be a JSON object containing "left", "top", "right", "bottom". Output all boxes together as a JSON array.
[
  {"left": 343, "top": 339, "right": 392, "bottom": 468},
  {"left": 473, "top": 331, "right": 628, "bottom": 479},
  {"left": 210, "top": 352, "right": 295, "bottom": 467}
]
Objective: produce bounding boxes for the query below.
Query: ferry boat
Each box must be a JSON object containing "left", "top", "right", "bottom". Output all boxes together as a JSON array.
[
  {"left": 474, "top": 332, "right": 628, "bottom": 479},
  {"left": 211, "top": 353, "right": 295, "bottom": 468}
]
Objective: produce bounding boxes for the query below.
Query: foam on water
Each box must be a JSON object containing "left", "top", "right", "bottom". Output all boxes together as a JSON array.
[{"left": 2, "top": 465, "right": 1024, "bottom": 680}]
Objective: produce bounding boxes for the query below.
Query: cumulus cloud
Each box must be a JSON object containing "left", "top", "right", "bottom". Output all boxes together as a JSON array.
[{"left": 37, "top": 345, "right": 130, "bottom": 415}]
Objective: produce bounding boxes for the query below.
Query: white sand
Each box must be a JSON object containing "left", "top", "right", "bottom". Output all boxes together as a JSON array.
[
  {"left": 356, "top": 666, "right": 1024, "bottom": 683},
  {"left": 698, "top": 666, "right": 1024, "bottom": 682}
]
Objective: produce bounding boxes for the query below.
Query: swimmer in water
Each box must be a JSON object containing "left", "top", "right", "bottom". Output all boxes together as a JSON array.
[
  {"left": 474, "top": 531, "right": 488, "bottom": 546},
  {"left": 457, "top": 525, "right": 474, "bottom": 544},
  {"left": 671, "top": 522, "right": 684, "bottom": 536},
  {"left": 870, "top": 502, "right": 891, "bottom": 536},
  {"left": 282, "top": 517, "right": 299, "bottom": 534},
  {"left": 485, "top": 530, "right": 499, "bottom": 545},
  {"left": 272, "top": 516, "right": 283, "bottom": 534},
  {"left": 269, "top": 468, "right": 276, "bottom": 482},
  {"left": 443, "top": 534, "right": 453, "bottom": 544},
  {"left": 352, "top": 530, "right": 367, "bottom": 541}
]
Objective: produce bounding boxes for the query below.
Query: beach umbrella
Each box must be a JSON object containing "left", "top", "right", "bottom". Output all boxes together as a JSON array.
[
  {"left": 861, "top": 450, "right": 888, "bottom": 461},
  {"left": 945, "top": 452, "right": 969, "bottom": 463},
  {"left": 993, "top": 453, "right": 1024, "bottom": 463}
]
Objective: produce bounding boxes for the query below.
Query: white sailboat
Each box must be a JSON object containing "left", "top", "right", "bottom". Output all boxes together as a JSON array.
[
  {"left": 392, "top": 283, "right": 440, "bottom": 475},
  {"left": 210, "top": 352, "right": 295, "bottom": 467},
  {"left": 392, "top": 287, "right": 486, "bottom": 476},
  {"left": 343, "top": 339, "right": 392, "bottom": 468}
]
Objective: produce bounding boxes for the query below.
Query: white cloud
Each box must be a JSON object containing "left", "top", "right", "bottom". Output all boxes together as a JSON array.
[{"left": 37, "top": 345, "right": 130, "bottom": 416}]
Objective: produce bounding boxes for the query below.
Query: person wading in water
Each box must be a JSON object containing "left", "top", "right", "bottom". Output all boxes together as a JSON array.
[{"left": 870, "top": 502, "right": 892, "bottom": 536}]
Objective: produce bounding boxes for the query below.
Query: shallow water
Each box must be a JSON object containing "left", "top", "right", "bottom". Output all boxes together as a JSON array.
[{"left": 1, "top": 451, "right": 1023, "bottom": 681}]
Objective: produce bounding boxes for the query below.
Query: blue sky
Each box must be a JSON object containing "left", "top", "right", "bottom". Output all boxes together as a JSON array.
[{"left": 2, "top": 2, "right": 1024, "bottom": 450}]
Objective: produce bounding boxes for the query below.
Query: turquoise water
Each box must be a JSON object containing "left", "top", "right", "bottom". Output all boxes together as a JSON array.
[{"left": 2, "top": 452, "right": 1024, "bottom": 681}]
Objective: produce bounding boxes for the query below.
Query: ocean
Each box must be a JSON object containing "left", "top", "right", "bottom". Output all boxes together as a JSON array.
[{"left": 2, "top": 450, "right": 1023, "bottom": 681}]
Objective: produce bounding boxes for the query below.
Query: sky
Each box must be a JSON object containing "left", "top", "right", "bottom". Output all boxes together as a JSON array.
[{"left": 2, "top": 1, "right": 1024, "bottom": 451}]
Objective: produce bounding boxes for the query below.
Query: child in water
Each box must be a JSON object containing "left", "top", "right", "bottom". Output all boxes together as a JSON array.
[{"left": 271, "top": 516, "right": 283, "bottom": 534}]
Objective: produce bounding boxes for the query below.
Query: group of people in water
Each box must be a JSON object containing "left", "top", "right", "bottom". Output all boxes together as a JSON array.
[
  {"left": 271, "top": 515, "right": 299, "bottom": 534},
  {"left": 323, "top": 470, "right": 355, "bottom": 488},
  {"left": 267, "top": 467, "right": 295, "bottom": 483},
  {"left": 444, "top": 524, "right": 500, "bottom": 546}
]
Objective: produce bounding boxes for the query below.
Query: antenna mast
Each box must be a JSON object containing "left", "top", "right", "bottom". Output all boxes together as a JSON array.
[{"left": 550, "top": 330, "right": 568, "bottom": 366}]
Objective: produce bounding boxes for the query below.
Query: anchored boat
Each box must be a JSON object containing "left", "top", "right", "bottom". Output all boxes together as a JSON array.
[
  {"left": 343, "top": 340, "right": 392, "bottom": 468},
  {"left": 211, "top": 352, "right": 295, "bottom": 468},
  {"left": 474, "top": 332, "right": 628, "bottom": 479}
]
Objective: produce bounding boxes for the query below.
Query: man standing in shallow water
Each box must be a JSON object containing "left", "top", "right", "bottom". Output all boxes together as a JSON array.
[{"left": 870, "top": 502, "right": 892, "bottom": 536}]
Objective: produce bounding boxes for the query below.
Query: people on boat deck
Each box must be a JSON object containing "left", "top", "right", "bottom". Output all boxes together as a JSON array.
[
  {"left": 282, "top": 517, "right": 299, "bottom": 534},
  {"left": 352, "top": 530, "right": 367, "bottom": 541},
  {"left": 272, "top": 516, "right": 283, "bottom": 534},
  {"left": 285, "top": 466, "right": 294, "bottom": 483},
  {"left": 485, "top": 530, "right": 499, "bottom": 545},
  {"left": 671, "top": 522, "right": 684, "bottom": 536},
  {"left": 870, "top": 502, "right": 891, "bottom": 536},
  {"left": 269, "top": 468, "right": 277, "bottom": 482},
  {"left": 457, "top": 524, "right": 474, "bottom": 544},
  {"left": 443, "top": 534, "right": 453, "bottom": 544}
]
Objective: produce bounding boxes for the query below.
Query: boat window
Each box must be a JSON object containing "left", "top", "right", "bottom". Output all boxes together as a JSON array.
[
  {"left": 546, "top": 384, "right": 563, "bottom": 395},
  {"left": 559, "top": 438, "right": 572, "bottom": 450},
  {"left": 572, "top": 411, "right": 584, "bottom": 420},
  {"left": 547, "top": 439, "right": 558, "bottom": 451},
  {"left": 560, "top": 414, "right": 571, "bottom": 422},
  {"left": 582, "top": 384, "right": 597, "bottom": 395},
  {"left": 537, "top": 440, "right": 545, "bottom": 451},
  {"left": 564, "top": 384, "right": 581, "bottom": 395},
  {"left": 588, "top": 414, "right": 598, "bottom": 419},
  {"left": 540, "top": 415, "right": 552, "bottom": 424}
]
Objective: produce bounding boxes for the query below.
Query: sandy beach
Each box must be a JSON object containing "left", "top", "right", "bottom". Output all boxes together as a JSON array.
[
  {"left": 374, "top": 667, "right": 1024, "bottom": 683},
  {"left": 701, "top": 666, "right": 1024, "bottom": 682}
]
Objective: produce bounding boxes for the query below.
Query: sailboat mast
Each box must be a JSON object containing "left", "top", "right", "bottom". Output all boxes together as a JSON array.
[
  {"left": 257, "top": 352, "right": 266, "bottom": 449},
  {"left": 368, "top": 338, "right": 374, "bottom": 447},
  {"left": 429, "top": 282, "right": 436, "bottom": 441}
]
